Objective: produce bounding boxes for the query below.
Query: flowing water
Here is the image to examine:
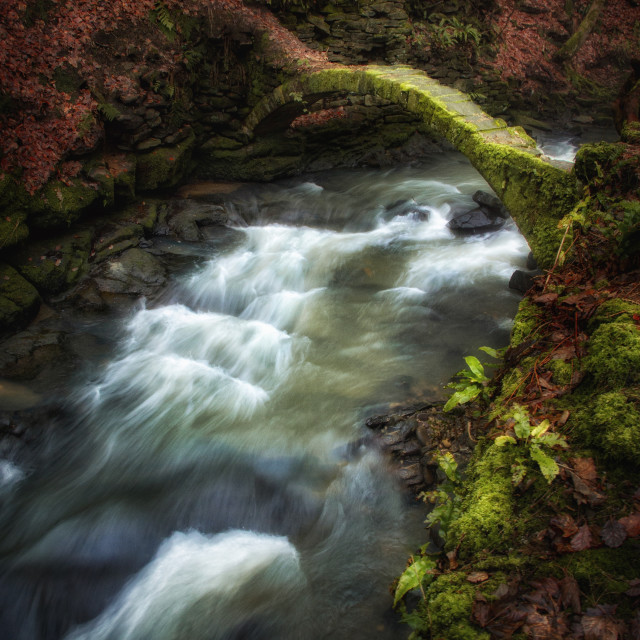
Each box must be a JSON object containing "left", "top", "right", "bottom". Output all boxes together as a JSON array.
[{"left": 0, "top": 153, "right": 529, "bottom": 640}]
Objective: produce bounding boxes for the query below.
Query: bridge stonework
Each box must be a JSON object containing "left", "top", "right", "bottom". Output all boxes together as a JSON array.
[{"left": 243, "top": 65, "right": 580, "bottom": 268}]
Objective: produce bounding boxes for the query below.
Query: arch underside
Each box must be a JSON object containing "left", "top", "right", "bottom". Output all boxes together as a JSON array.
[{"left": 243, "top": 66, "right": 580, "bottom": 268}]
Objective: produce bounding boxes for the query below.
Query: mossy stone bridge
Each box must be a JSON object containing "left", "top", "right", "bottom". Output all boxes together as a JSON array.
[{"left": 243, "top": 65, "right": 579, "bottom": 268}]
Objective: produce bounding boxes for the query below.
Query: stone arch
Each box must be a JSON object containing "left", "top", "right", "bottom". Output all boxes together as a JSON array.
[{"left": 243, "top": 65, "right": 579, "bottom": 267}]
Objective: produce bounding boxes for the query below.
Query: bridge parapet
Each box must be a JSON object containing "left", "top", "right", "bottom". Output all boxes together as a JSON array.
[{"left": 243, "top": 65, "right": 580, "bottom": 267}]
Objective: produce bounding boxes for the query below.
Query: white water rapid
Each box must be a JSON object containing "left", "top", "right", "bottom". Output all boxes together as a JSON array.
[{"left": 0, "top": 153, "right": 529, "bottom": 640}]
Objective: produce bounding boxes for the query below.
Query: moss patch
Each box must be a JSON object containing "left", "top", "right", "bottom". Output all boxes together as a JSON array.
[
  {"left": 6, "top": 230, "right": 93, "bottom": 296},
  {"left": 0, "top": 263, "right": 41, "bottom": 334},
  {"left": 510, "top": 298, "right": 540, "bottom": 348},
  {"left": 29, "top": 178, "right": 99, "bottom": 231},
  {"left": 447, "top": 442, "right": 516, "bottom": 559},
  {"left": 136, "top": 129, "right": 195, "bottom": 192}
]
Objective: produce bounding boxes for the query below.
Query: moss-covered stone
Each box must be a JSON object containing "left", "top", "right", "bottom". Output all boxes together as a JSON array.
[
  {"left": 0, "top": 263, "right": 41, "bottom": 334},
  {"left": 28, "top": 178, "right": 99, "bottom": 231},
  {"left": 6, "top": 230, "right": 92, "bottom": 296},
  {"left": 576, "top": 391, "right": 640, "bottom": 463},
  {"left": 136, "top": 129, "right": 196, "bottom": 192},
  {"left": 510, "top": 298, "right": 540, "bottom": 348},
  {"left": 547, "top": 358, "right": 574, "bottom": 386},
  {"left": 243, "top": 66, "right": 580, "bottom": 267},
  {"left": 573, "top": 141, "right": 623, "bottom": 185},
  {"left": 447, "top": 442, "right": 515, "bottom": 559},
  {"left": 422, "top": 573, "right": 490, "bottom": 640},
  {"left": 0, "top": 175, "right": 31, "bottom": 249},
  {"left": 583, "top": 319, "right": 640, "bottom": 388}
]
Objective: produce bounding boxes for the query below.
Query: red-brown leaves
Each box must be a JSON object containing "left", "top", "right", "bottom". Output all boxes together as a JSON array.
[{"left": 601, "top": 520, "right": 628, "bottom": 549}]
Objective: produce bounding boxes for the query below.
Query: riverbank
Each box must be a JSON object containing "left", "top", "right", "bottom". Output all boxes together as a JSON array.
[{"left": 390, "top": 139, "right": 640, "bottom": 639}]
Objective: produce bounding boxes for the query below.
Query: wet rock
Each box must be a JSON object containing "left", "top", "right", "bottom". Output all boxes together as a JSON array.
[
  {"left": 0, "top": 264, "right": 41, "bottom": 336},
  {"left": 166, "top": 201, "right": 228, "bottom": 242},
  {"left": 509, "top": 269, "right": 536, "bottom": 294},
  {"left": 384, "top": 199, "right": 430, "bottom": 222},
  {"left": 472, "top": 190, "right": 510, "bottom": 219},
  {"left": 366, "top": 402, "right": 477, "bottom": 494},
  {"left": 94, "top": 248, "right": 166, "bottom": 296},
  {"left": 447, "top": 208, "right": 506, "bottom": 235}
]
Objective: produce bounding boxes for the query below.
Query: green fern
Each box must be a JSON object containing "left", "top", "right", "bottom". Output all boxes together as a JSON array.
[
  {"left": 98, "top": 102, "right": 120, "bottom": 122},
  {"left": 152, "top": 1, "right": 175, "bottom": 37}
]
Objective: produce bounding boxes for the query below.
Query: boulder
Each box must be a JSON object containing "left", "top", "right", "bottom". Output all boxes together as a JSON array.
[
  {"left": 472, "top": 190, "right": 510, "bottom": 219},
  {"left": 94, "top": 248, "right": 166, "bottom": 296},
  {"left": 447, "top": 207, "right": 506, "bottom": 235},
  {"left": 0, "top": 264, "right": 41, "bottom": 336}
]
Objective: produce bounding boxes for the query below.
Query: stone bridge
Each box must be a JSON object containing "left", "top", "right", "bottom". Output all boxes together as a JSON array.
[{"left": 243, "top": 65, "right": 579, "bottom": 268}]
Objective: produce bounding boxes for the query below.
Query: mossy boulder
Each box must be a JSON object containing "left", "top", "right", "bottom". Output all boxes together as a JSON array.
[
  {"left": 583, "top": 318, "right": 640, "bottom": 388},
  {"left": 28, "top": 178, "right": 100, "bottom": 232},
  {"left": 0, "top": 263, "right": 41, "bottom": 334},
  {"left": 573, "top": 142, "right": 623, "bottom": 185},
  {"left": 5, "top": 230, "right": 92, "bottom": 297},
  {"left": 136, "top": 129, "right": 196, "bottom": 192},
  {"left": 447, "top": 442, "right": 515, "bottom": 559},
  {"left": 510, "top": 298, "right": 539, "bottom": 348},
  {"left": 421, "top": 573, "right": 490, "bottom": 640},
  {"left": 0, "top": 175, "right": 31, "bottom": 249}
]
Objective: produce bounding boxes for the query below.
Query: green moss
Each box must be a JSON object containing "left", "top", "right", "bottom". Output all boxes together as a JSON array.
[
  {"left": 621, "top": 121, "right": 640, "bottom": 145},
  {"left": 510, "top": 298, "right": 540, "bottom": 348},
  {"left": 6, "top": 230, "right": 92, "bottom": 296},
  {"left": 0, "top": 262, "right": 41, "bottom": 334},
  {"left": 29, "top": 178, "right": 99, "bottom": 231},
  {"left": 573, "top": 142, "right": 623, "bottom": 185},
  {"left": 576, "top": 391, "right": 640, "bottom": 463},
  {"left": 547, "top": 358, "right": 574, "bottom": 386},
  {"left": 0, "top": 175, "right": 31, "bottom": 249},
  {"left": 448, "top": 442, "right": 515, "bottom": 559},
  {"left": 588, "top": 298, "right": 640, "bottom": 331},
  {"left": 558, "top": 545, "right": 640, "bottom": 614},
  {"left": 584, "top": 320, "right": 640, "bottom": 388},
  {"left": 422, "top": 573, "right": 490, "bottom": 640},
  {"left": 136, "top": 129, "right": 195, "bottom": 192}
]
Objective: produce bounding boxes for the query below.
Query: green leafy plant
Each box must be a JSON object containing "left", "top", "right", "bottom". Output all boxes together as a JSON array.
[
  {"left": 430, "top": 16, "right": 481, "bottom": 50},
  {"left": 394, "top": 453, "right": 462, "bottom": 607},
  {"left": 495, "top": 404, "right": 568, "bottom": 484},
  {"left": 97, "top": 102, "right": 121, "bottom": 122},
  {"left": 151, "top": 1, "right": 176, "bottom": 39},
  {"left": 420, "top": 452, "right": 463, "bottom": 542},
  {"left": 443, "top": 346, "right": 499, "bottom": 412}
]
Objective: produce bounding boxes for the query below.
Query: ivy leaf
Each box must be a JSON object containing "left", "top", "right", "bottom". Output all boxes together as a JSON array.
[
  {"left": 394, "top": 556, "right": 437, "bottom": 606},
  {"left": 530, "top": 419, "right": 550, "bottom": 438},
  {"left": 443, "top": 385, "right": 481, "bottom": 411},
  {"left": 478, "top": 345, "right": 500, "bottom": 359},
  {"left": 529, "top": 443, "right": 559, "bottom": 483},
  {"left": 536, "top": 432, "right": 568, "bottom": 449},
  {"left": 464, "top": 355, "right": 485, "bottom": 380}
]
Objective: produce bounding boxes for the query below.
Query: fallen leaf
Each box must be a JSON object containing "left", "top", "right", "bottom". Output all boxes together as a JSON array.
[
  {"left": 570, "top": 471, "right": 606, "bottom": 506},
  {"left": 571, "top": 525, "right": 593, "bottom": 552},
  {"left": 559, "top": 575, "right": 581, "bottom": 613},
  {"left": 550, "top": 513, "right": 579, "bottom": 538},
  {"left": 619, "top": 513, "right": 640, "bottom": 537},
  {"left": 467, "top": 571, "right": 489, "bottom": 584},
  {"left": 571, "top": 458, "right": 598, "bottom": 483},
  {"left": 534, "top": 293, "right": 558, "bottom": 304},
  {"left": 582, "top": 605, "right": 623, "bottom": 640},
  {"left": 601, "top": 520, "right": 627, "bottom": 548},
  {"left": 626, "top": 579, "right": 640, "bottom": 597}
]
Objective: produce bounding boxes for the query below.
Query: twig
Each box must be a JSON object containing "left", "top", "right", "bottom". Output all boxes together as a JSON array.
[{"left": 544, "top": 223, "right": 572, "bottom": 291}]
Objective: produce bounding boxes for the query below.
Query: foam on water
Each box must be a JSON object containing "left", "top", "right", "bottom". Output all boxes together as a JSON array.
[{"left": 65, "top": 530, "right": 304, "bottom": 640}]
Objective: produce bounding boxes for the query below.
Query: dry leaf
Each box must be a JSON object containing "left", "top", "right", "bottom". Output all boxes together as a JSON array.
[
  {"left": 601, "top": 520, "right": 627, "bottom": 549},
  {"left": 559, "top": 575, "right": 581, "bottom": 613},
  {"left": 467, "top": 571, "right": 489, "bottom": 584},
  {"left": 619, "top": 513, "right": 640, "bottom": 537},
  {"left": 570, "top": 525, "right": 593, "bottom": 552}
]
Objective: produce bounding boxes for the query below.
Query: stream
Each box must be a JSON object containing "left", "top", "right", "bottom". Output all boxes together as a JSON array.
[{"left": 0, "top": 152, "right": 529, "bottom": 640}]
